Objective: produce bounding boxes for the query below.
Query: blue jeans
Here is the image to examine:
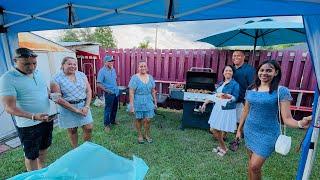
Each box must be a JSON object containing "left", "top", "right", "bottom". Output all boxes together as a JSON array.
[{"left": 104, "top": 93, "right": 118, "bottom": 126}]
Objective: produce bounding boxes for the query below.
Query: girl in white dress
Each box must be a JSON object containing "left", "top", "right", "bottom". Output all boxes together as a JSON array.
[{"left": 201, "top": 65, "right": 240, "bottom": 156}]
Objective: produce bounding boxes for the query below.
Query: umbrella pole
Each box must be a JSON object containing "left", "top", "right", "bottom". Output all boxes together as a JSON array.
[{"left": 251, "top": 36, "right": 258, "bottom": 66}]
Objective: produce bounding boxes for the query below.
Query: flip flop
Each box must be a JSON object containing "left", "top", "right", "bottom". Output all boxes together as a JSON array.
[
  {"left": 145, "top": 137, "right": 153, "bottom": 143},
  {"left": 229, "top": 138, "right": 240, "bottom": 152},
  {"left": 212, "top": 146, "right": 220, "bottom": 153},
  {"left": 138, "top": 137, "right": 144, "bottom": 144},
  {"left": 217, "top": 148, "right": 228, "bottom": 157}
]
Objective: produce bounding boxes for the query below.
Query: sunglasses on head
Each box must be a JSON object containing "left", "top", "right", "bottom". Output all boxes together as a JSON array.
[{"left": 15, "top": 53, "right": 37, "bottom": 59}]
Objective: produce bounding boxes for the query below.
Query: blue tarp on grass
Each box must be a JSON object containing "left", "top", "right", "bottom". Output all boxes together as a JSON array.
[{"left": 9, "top": 142, "right": 149, "bottom": 180}]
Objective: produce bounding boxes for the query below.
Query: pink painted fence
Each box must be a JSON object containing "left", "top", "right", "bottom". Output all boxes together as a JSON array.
[{"left": 99, "top": 48, "right": 316, "bottom": 94}]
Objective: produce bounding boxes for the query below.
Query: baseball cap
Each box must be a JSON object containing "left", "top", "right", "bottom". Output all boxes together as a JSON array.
[
  {"left": 103, "top": 55, "right": 114, "bottom": 62},
  {"left": 15, "top": 48, "right": 37, "bottom": 59}
]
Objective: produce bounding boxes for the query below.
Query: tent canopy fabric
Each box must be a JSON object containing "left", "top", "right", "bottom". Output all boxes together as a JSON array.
[
  {"left": 1, "top": 0, "right": 320, "bottom": 32},
  {"left": 198, "top": 19, "right": 306, "bottom": 47}
]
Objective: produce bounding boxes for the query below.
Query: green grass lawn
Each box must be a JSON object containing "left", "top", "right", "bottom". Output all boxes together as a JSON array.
[{"left": 1, "top": 106, "right": 319, "bottom": 179}]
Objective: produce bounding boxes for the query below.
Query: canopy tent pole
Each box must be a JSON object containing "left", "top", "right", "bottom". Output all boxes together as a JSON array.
[
  {"left": 0, "top": 14, "right": 18, "bottom": 126},
  {"left": 296, "top": 15, "right": 320, "bottom": 180},
  {"left": 0, "top": 34, "right": 12, "bottom": 70},
  {"left": 0, "top": 32, "right": 18, "bottom": 70},
  {"left": 0, "top": 12, "right": 18, "bottom": 72}
]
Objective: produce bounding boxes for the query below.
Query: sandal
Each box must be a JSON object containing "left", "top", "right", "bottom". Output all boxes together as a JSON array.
[
  {"left": 229, "top": 138, "right": 240, "bottom": 152},
  {"left": 138, "top": 137, "right": 144, "bottom": 144},
  {"left": 212, "top": 146, "right": 220, "bottom": 153},
  {"left": 145, "top": 137, "right": 153, "bottom": 143},
  {"left": 217, "top": 148, "right": 228, "bottom": 157}
]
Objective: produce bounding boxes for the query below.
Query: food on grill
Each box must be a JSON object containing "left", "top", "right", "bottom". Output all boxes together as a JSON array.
[
  {"left": 176, "top": 84, "right": 184, "bottom": 88},
  {"left": 169, "top": 83, "right": 185, "bottom": 89},
  {"left": 186, "top": 88, "right": 212, "bottom": 94}
]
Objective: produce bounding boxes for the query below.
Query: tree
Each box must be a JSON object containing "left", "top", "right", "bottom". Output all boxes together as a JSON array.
[
  {"left": 78, "top": 28, "right": 95, "bottom": 42},
  {"left": 138, "top": 40, "right": 150, "bottom": 49},
  {"left": 59, "top": 27, "right": 116, "bottom": 48},
  {"left": 94, "top": 27, "right": 116, "bottom": 48},
  {"left": 263, "top": 43, "right": 295, "bottom": 50},
  {"left": 60, "top": 29, "right": 80, "bottom": 42}
]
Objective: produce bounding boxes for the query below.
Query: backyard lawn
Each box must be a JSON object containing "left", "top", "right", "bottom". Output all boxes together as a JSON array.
[{"left": 0, "top": 106, "right": 319, "bottom": 179}]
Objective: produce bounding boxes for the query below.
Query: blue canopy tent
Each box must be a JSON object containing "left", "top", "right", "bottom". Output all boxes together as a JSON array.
[{"left": 0, "top": 0, "right": 319, "bottom": 179}]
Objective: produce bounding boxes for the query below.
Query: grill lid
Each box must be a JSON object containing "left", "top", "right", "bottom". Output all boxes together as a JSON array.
[{"left": 185, "top": 67, "right": 216, "bottom": 92}]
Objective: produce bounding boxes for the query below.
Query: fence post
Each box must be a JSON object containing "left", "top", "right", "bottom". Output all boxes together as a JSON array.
[
  {"left": 177, "top": 49, "right": 185, "bottom": 82},
  {"left": 155, "top": 49, "right": 162, "bottom": 79},
  {"left": 218, "top": 50, "right": 227, "bottom": 82},
  {"left": 289, "top": 50, "right": 303, "bottom": 89}
]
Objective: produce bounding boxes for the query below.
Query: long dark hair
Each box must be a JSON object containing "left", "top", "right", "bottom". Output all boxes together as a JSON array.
[
  {"left": 222, "top": 65, "right": 235, "bottom": 81},
  {"left": 249, "top": 60, "right": 282, "bottom": 93}
]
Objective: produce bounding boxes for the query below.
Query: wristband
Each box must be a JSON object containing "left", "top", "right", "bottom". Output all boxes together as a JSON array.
[
  {"left": 298, "top": 120, "right": 304, "bottom": 128},
  {"left": 31, "top": 113, "right": 35, "bottom": 121}
]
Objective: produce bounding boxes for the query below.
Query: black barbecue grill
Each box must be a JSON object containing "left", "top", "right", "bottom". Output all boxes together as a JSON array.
[
  {"left": 185, "top": 68, "right": 216, "bottom": 92},
  {"left": 181, "top": 67, "right": 217, "bottom": 130}
]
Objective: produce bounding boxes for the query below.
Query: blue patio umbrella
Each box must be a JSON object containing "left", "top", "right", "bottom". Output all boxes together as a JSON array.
[{"left": 198, "top": 19, "right": 306, "bottom": 57}]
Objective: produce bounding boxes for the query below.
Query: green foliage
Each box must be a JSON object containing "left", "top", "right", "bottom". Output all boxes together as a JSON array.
[
  {"left": 94, "top": 27, "right": 116, "bottom": 48},
  {"left": 263, "top": 43, "right": 295, "bottom": 50},
  {"left": 78, "top": 28, "right": 95, "bottom": 42},
  {"left": 138, "top": 40, "right": 150, "bottom": 49},
  {"left": 1, "top": 107, "right": 319, "bottom": 179},
  {"left": 60, "top": 27, "right": 116, "bottom": 48},
  {"left": 60, "top": 29, "right": 80, "bottom": 42}
]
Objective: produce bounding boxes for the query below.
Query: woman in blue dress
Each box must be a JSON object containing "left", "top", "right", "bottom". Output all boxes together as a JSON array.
[
  {"left": 201, "top": 65, "right": 240, "bottom": 156},
  {"left": 129, "top": 61, "right": 157, "bottom": 144},
  {"left": 236, "top": 60, "right": 311, "bottom": 180},
  {"left": 51, "top": 57, "right": 93, "bottom": 148}
]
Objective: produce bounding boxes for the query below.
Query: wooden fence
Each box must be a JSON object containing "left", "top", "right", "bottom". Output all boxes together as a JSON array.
[
  {"left": 98, "top": 48, "right": 316, "bottom": 94},
  {"left": 74, "top": 48, "right": 315, "bottom": 113}
]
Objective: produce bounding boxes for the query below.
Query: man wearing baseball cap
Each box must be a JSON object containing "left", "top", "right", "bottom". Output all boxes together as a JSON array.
[
  {"left": 97, "top": 55, "right": 120, "bottom": 132},
  {"left": 0, "top": 47, "right": 53, "bottom": 171}
]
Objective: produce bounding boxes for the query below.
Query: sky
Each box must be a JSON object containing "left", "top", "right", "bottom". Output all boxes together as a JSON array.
[{"left": 33, "top": 16, "right": 302, "bottom": 49}]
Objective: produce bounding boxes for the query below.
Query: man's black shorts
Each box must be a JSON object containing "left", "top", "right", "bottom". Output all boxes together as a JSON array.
[{"left": 16, "top": 121, "right": 53, "bottom": 160}]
